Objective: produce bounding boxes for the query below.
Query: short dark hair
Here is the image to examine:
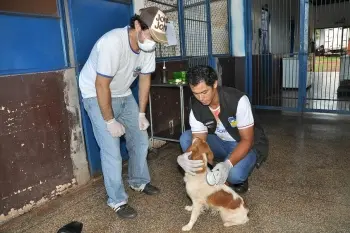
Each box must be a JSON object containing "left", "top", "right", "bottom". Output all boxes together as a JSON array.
[
  {"left": 129, "top": 14, "right": 149, "bottom": 30},
  {"left": 187, "top": 65, "right": 218, "bottom": 87}
]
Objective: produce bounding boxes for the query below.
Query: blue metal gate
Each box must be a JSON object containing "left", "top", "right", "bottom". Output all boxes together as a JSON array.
[
  {"left": 246, "top": 0, "right": 350, "bottom": 114},
  {"left": 67, "top": 0, "right": 133, "bottom": 175},
  {"left": 305, "top": 0, "right": 350, "bottom": 114}
]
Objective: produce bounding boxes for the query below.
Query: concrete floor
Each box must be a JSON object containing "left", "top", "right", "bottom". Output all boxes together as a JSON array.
[{"left": 1, "top": 111, "right": 350, "bottom": 233}]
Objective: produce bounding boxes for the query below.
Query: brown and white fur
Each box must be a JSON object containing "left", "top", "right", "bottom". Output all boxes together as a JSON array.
[{"left": 182, "top": 137, "right": 249, "bottom": 231}]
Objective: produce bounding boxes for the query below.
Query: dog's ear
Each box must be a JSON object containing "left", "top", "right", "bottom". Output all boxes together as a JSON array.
[
  {"left": 200, "top": 141, "right": 214, "bottom": 165},
  {"left": 206, "top": 151, "right": 214, "bottom": 165},
  {"left": 201, "top": 152, "right": 208, "bottom": 164},
  {"left": 185, "top": 140, "right": 197, "bottom": 153}
]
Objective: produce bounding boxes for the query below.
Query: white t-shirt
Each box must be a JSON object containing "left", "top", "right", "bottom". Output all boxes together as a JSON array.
[
  {"left": 79, "top": 26, "right": 155, "bottom": 99},
  {"left": 189, "top": 95, "right": 254, "bottom": 141}
]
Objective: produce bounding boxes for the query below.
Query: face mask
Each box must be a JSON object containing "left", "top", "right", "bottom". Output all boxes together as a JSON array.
[{"left": 137, "top": 31, "right": 156, "bottom": 52}]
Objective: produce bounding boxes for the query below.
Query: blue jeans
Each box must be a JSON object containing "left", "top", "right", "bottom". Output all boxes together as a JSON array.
[
  {"left": 83, "top": 95, "right": 150, "bottom": 207},
  {"left": 179, "top": 130, "right": 257, "bottom": 184}
]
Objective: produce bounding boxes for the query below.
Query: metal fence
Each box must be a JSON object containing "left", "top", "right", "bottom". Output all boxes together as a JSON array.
[
  {"left": 144, "top": 0, "right": 230, "bottom": 67},
  {"left": 183, "top": 0, "right": 210, "bottom": 66},
  {"left": 249, "top": 0, "right": 301, "bottom": 111},
  {"left": 247, "top": 0, "right": 350, "bottom": 114},
  {"left": 306, "top": 0, "right": 350, "bottom": 113},
  {"left": 210, "top": 0, "right": 230, "bottom": 55}
]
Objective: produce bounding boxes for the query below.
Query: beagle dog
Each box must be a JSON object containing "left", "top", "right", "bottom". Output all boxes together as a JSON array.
[{"left": 181, "top": 137, "right": 249, "bottom": 231}]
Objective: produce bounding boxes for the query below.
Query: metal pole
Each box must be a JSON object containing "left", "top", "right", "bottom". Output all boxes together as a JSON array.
[
  {"left": 180, "top": 85, "right": 185, "bottom": 133},
  {"left": 244, "top": 0, "right": 253, "bottom": 97},
  {"left": 148, "top": 92, "right": 154, "bottom": 148},
  {"left": 298, "top": 0, "right": 309, "bottom": 112},
  {"left": 177, "top": 0, "right": 186, "bottom": 58},
  {"left": 206, "top": 0, "right": 213, "bottom": 67}
]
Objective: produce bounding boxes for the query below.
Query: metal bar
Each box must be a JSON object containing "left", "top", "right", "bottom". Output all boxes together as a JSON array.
[
  {"left": 156, "top": 56, "right": 184, "bottom": 62},
  {"left": 152, "top": 136, "right": 180, "bottom": 142},
  {"left": 253, "top": 105, "right": 300, "bottom": 111},
  {"left": 311, "top": 1, "right": 317, "bottom": 110},
  {"left": 184, "top": 18, "right": 207, "bottom": 23},
  {"left": 271, "top": 0, "right": 276, "bottom": 107},
  {"left": 244, "top": 0, "right": 253, "bottom": 97},
  {"left": 298, "top": 0, "right": 309, "bottom": 112},
  {"left": 332, "top": 24, "right": 341, "bottom": 110},
  {"left": 305, "top": 97, "right": 343, "bottom": 101},
  {"left": 319, "top": 0, "right": 324, "bottom": 110},
  {"left": 303, "top": 108, "right": 350, "bottom": 115},
  {"left": 58, "top": 0, "right": 69, "bottom": 68},
  {"left": 148, "top": 0, "right": 177, "bottom": 8},
  {"left": 178, "top": 0, "right": 186, "bottom": 57},
  {"left": 228, "top": 0, "right": 233, "bottom": 55},
  {"left": 166, "top": 0, "right": 223, "bottom": 13},
  {"left": 212, "top": 54, "right": 231, "bottom": 57},
  {"left": 340, "top": 26, "right": 344, "bottom": 54},
  {"left": 206, "top": 0, "right": 213, "bottom": 67},
  {"left": 148, "top": 92, "right": 154, "bottom": 148},
  {"left": 180, "top": 86, "right": 185, "bottom": 133}
]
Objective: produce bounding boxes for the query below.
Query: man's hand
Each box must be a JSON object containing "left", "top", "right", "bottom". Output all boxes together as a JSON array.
[
  {"left": 177, "top": 152, "right": 204, "bottom": 175},
  {"left": 139, "top": 113, "right": 150, "bottom": 130},
  {"left": 206, "top": 160, "right": 233, "bottom": 185},
  {"left": 106, "top": 118, "right": 125, "bottom": 137}
]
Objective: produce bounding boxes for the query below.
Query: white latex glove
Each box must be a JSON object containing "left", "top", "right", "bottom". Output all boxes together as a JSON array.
[
  {"left": 206, "top": 160, "right": 233, "bottom": 185},
  {"left": 139, "top": 113, "right": 150, "bottom": 131},
  {"left": 106, "top": 118, "right": 125, "bottom": 137},
  {"left": 177, "top": 152, "right": 204, "bottom": 175}
]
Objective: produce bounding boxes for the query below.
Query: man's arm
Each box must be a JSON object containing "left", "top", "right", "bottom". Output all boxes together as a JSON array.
[
  {"left": 138, "top": 74, "right": 151, "bottom": 113},
  {"left": 95, "top": 74, "right": 114, "bottom": 121},
  {"left": 227, "top": 95, "right": 255, "bottom": 165},
  {"left": 227, "top": 126, "right": 254, "bottom": 166},
  {"left": 189, "top": 110, "right": 208, "bottom": 144}
]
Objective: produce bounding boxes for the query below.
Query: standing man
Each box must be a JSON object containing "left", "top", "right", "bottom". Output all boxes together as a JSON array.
[
  {"left": 177, "top": 65, "right": 269, "bottom": 193},
  {"left": 79, "top": 7, "right": 168, "bottom": 219}
]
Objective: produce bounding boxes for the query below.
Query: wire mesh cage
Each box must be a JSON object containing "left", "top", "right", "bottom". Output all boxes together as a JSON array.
[
  {"left": 210, "top": 0, "right": 230, "bottom": 55},
  {"left": 183, "top": 0, "right": 230, "bottom": 66},
  {"left": 144, "top": 0, "right": 181, "bottom": 58},
  {"left": 184, "top": 0, "right": 208, "bottom": 57},
  {"left": 143, "top": 0, "right": 230, "bottom": 65}
]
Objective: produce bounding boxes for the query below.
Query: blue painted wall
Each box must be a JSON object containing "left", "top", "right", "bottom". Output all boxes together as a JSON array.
[
  {"left": 67, "top": 0, "right": 134, "bottom": 175},
  {"left": 230, "top": 0, "right": 245, "bottom": 57},
  {"left": 0, "top": 14, "right": 66, "bottom": 75}
]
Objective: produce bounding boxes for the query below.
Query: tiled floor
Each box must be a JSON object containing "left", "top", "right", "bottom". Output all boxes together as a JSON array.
[{"left": 1, "top": 111, "right": 350, "bottom": 233}]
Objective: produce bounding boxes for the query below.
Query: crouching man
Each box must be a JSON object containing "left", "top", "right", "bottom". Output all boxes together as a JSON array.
[{"left": 177, "top": 65, "right": 269, "bottom": 193}]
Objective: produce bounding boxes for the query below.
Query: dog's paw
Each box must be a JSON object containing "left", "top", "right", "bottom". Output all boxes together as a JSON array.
[
  {"left": 182, "top": 224, "right": 193, "bottom": 231},
  {"left": 185, "top": 205, "right": 193, "bottom": 211}
]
